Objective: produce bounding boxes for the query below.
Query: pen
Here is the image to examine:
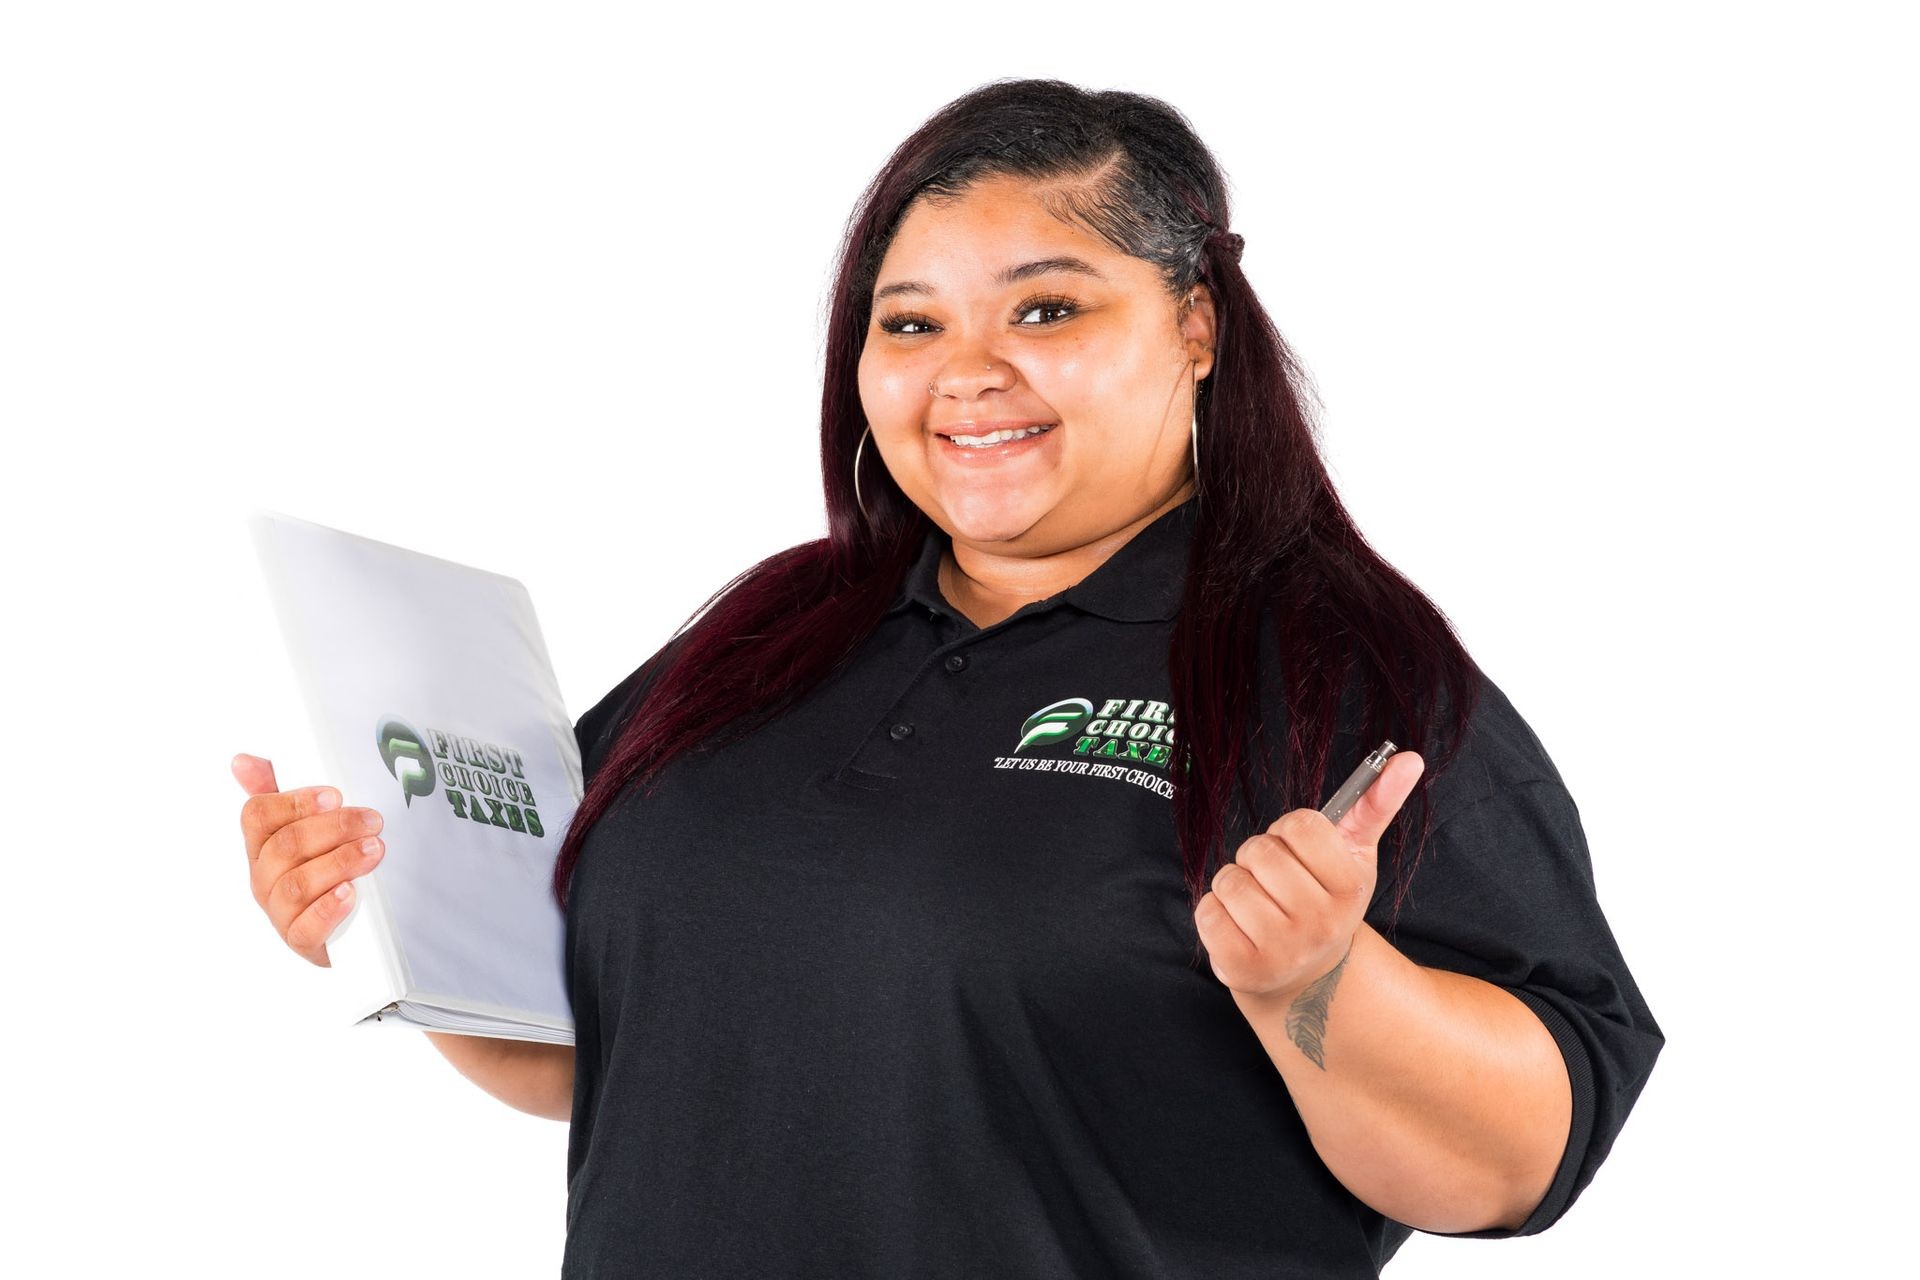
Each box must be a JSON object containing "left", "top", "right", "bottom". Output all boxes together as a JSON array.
[{"left": 1319, "top": 740, "right": 1398, "bottom": 824}]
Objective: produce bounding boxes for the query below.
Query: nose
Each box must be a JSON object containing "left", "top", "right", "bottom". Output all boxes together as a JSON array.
[{"left": 927, "top": 358, "right": 1013, "bottom": 399}]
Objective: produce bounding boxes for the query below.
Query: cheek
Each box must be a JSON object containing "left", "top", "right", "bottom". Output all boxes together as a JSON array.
[
  {"left": 1030, "top": 344, "right": 1153, "bottom": 432},
  {"left": 858, "top": 353, "right": 929, "bottom": 424},
  {"left": 1032, "top": 341, "right": 1093, "bottom": 387}
]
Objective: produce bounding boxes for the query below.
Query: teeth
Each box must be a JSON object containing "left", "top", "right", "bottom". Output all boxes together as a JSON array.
[{"left": 948, "top": 423, "right": 1056, "bottom": 448}]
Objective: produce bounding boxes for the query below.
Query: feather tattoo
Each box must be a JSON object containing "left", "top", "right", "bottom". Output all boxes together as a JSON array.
[{"left": 1284, "top": 938, "right": 1355, "bottom": 1070}]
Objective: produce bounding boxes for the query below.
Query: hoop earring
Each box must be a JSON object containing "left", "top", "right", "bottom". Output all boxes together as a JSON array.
[
  {"left": 1183, "top": 294, "right": 1205, "bottom": 500},
  {"left": 853, "top": 424, "right": 873, "bottom": 524},
  {"left": 1190, "top": 363, "right": 1202, "bottom": 495}
]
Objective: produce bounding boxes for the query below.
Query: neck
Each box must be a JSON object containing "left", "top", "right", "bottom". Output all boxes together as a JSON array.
[{"left": 938, "top": 481, "right": 1194, "bottom": 627}]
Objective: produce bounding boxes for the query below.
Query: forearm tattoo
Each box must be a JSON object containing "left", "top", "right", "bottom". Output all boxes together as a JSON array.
[{"left": 1284, "top": 938, "right": 1355, "bottom": 1070}]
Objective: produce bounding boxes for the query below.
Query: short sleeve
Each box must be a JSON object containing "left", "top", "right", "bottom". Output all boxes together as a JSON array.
[
  {"left": 573, "top": 631, "right": 690, "bottom": 788},
  {"left": 1364, "top": 677, "right": 1666, "bottom": 1239}
]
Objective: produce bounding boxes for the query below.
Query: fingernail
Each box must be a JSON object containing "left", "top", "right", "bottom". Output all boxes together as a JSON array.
[
  {"left": 334, "top": 881, "right": 353, "bottom": 900},
  {"left": 316, "top": 789, "right": 340, "bottom": 811},
  {"left": 360, "top": 837, "right": 382, "bottom": 856}
]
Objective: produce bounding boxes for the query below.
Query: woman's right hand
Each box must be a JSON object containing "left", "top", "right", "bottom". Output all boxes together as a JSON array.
[{"left": 232, "top": 753, "right": 388, "bottom": 967}]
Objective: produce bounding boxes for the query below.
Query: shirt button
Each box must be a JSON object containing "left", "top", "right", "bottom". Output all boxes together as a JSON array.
[
  {"left": 944, "top": 654, "right": 968, "bottom": 673},
  {"left": 889, "top": 722, "right": 914, "bottom": 741}
]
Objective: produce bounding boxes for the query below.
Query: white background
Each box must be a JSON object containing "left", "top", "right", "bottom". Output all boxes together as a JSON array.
[{"left": 4, "top": 2, "right": 1912, "bottom": 1275}]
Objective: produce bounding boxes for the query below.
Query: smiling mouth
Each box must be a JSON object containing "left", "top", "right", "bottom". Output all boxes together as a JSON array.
[{"left": 940, "top": 423, "right": 1059, "bottom": 451}]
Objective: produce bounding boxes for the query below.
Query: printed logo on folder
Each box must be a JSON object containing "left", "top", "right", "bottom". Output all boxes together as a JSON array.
[{"left": 373, "top": 714, "right": 548, "bottom": 838}]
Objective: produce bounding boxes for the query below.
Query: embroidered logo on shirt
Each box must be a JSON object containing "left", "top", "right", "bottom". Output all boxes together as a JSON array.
[{"left": 995, "top": 697, "right": 1180, "bottom": 799}]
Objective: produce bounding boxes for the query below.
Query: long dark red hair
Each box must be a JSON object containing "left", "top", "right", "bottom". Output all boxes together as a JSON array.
[{"left": 552, "top": 78, "right": 1483, "bottom": 959}]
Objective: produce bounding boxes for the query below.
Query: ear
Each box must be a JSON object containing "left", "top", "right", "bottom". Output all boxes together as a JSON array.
[{"left": 1180, "top": 283, "right": 1219, "bottom": 383}]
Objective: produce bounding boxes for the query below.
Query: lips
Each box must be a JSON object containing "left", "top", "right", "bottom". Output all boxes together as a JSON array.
[
  {"left": 933, "top": 421, "right": 1061, "bottom": 462},
  {"left": 945, "top": 423, "right": 1057, "bottom": 448},
  {"left": 932, "top": 420, "right": 1056, "bottom": 438}
]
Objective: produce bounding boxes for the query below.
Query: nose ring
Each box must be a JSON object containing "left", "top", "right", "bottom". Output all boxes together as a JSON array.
[{"left": 927, "top": 363, "right": 995, "bottom": 397}]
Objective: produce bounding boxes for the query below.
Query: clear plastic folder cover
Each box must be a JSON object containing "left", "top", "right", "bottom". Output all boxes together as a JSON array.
[{"left": 250, "top": 512, "right": 583, "bottom": 1037}]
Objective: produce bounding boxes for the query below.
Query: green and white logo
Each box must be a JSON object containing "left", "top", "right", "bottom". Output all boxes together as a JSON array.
[
  {"left": 372, "top": 713, "right": 547, "bottom": 838},
  {"left": 1014, "top": 696, "right": 1178, "bottom": 770},
  {"left": 1014, "top": 698, "right": 1093, "bottom": 752},
  {"left": 999, "top": 695, "right": 1182, "bottom": 799},
  {"left": 375, "top": 717, "right": 436, "bottom": 807}
]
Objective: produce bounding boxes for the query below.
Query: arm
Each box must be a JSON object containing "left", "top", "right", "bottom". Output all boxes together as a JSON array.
[
  {"left": 1231, "top": 920, "right": 1569, "bottom": 1234},
  {"left": 424, "top": 1032, "right": 574, "bottom": 1123},
  {"left": 1220, "top": 672, "right": 1663, "bottom": 1237}
]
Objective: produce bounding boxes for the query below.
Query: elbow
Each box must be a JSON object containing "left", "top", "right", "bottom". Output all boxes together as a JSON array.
[
  {"left": 513, "top": 1046, "right": 576, "bottom": 1122},
  {"left": 1405, "top": 988, "right": 1577, "bottom": 1236},
  {"left": 507, "top": 1093, "right": 574, "bottom": 1124},
  {"left": 1490, "top": 1006, "right": 1577, "bottom": 1233},
  {"left": 496, "top": 1080, "right": 574, "bottom": 1124}
]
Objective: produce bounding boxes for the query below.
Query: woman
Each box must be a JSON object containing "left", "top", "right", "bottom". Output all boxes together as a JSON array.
[{"left": 234, "top": 78, "right": 1664, "bottom": 1277}]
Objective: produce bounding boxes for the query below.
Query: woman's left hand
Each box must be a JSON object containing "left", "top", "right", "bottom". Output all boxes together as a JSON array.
[{"left": 1195, "top": 751, "right": 1425, "bottom": 1004}]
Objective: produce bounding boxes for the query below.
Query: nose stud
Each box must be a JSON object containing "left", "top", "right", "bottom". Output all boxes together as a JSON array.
[{"left": 928, "top": 363, "right": 995, "bottom": 397}]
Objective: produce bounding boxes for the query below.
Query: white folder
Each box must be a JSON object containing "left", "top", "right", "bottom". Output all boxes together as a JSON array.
[{"left": 249, "top": 511, "right": 580, "bottom": 1043}]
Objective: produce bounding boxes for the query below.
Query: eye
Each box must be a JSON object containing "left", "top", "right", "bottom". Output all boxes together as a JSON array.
[
  {"left": 876, "top": 310, "right": 936, "bottom": 337},
  {"left": 1014, "top": 294, "right": 1079, "bottom": 326},
  {"left": 874, "top": 293, "right": 1082, "bottom": 336}
]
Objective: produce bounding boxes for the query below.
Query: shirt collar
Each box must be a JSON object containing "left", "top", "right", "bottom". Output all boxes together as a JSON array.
[{"left": 886, "top": 495, "right": 1197, "bottom": 624}]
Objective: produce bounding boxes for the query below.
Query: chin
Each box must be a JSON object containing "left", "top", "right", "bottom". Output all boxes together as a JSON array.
[{"left": 938, "top": 491, "right": 1057, "bottom": 544}]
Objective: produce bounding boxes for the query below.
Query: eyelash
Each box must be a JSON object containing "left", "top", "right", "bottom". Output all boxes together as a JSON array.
[{"left": 876, "top": 294, "right": 1080, "bottom": 336}]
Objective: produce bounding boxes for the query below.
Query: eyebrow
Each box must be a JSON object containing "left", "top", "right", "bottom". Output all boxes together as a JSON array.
[{"left": 872, "top": 256, "right": 1109, "bottom": 303}]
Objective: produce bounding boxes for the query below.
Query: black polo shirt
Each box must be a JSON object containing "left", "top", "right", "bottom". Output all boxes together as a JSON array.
[{"left": 561, "top": 494, "right": 1665, "bottom": 1278}]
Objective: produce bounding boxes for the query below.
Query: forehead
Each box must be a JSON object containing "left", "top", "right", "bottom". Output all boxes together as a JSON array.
[
  {"left": 895, "top": 175, "right": 1090, "bottom": 242},
  {"left": 877, "top": 176, "right": 1147, "bottom": 298}
]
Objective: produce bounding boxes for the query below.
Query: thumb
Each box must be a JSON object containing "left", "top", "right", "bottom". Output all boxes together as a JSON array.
[
  {"left": 1335, "top": 750, "right": 1424, "bottom": 850},
  {"left": 231, "top": 753, "right": 280, "bottom": 797}
]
